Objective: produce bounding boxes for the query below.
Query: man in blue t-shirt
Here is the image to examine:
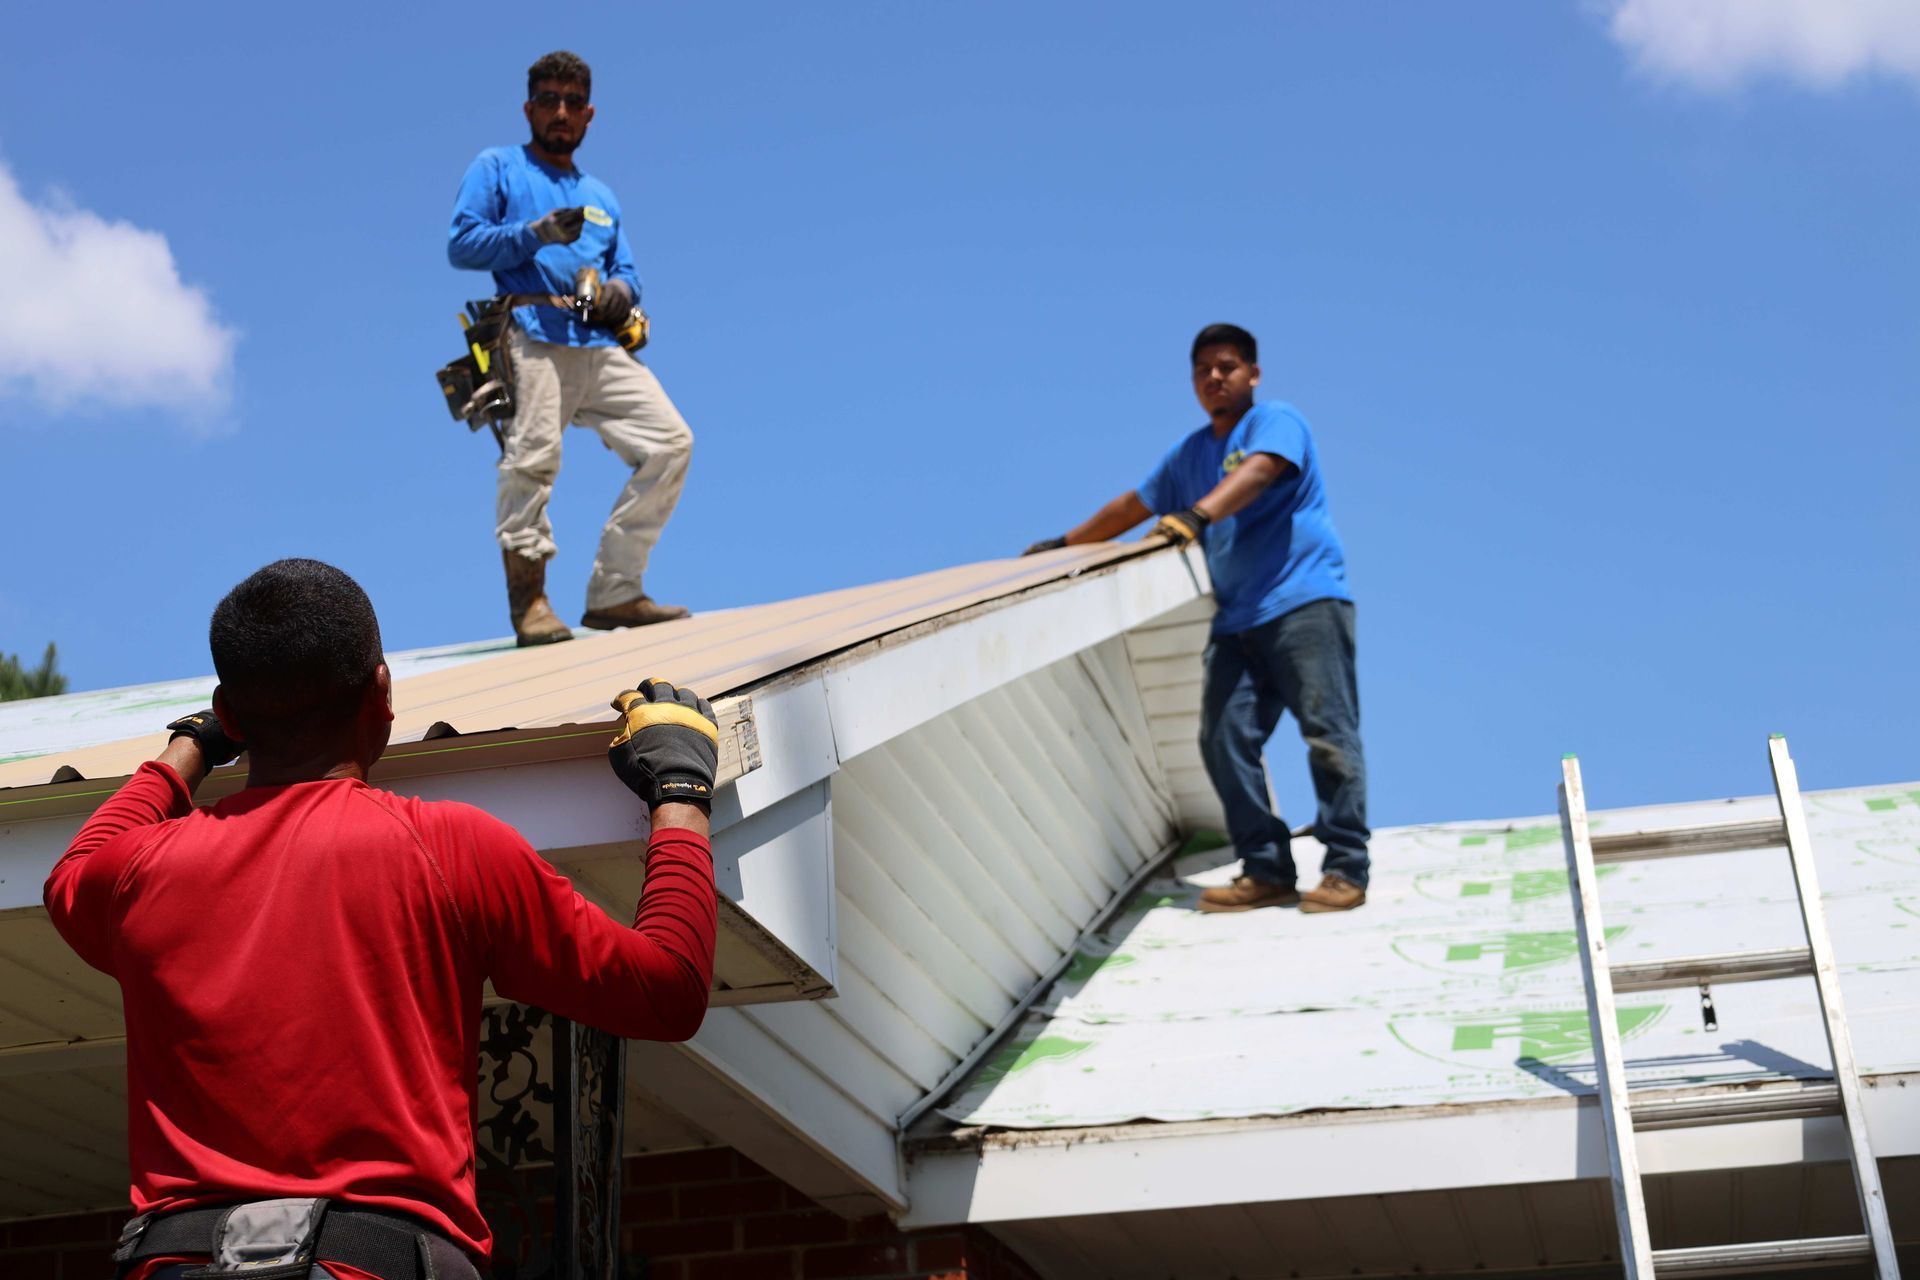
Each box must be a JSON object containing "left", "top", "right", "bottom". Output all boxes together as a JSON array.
[
  {"left": 449, "top": 50, "right": 692, "bottom": 647},
  {"left": 1023, "top": 324, "right": 1370, "bottom": 913}
]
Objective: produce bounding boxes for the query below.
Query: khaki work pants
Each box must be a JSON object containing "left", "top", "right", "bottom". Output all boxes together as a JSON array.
[{"left": 496, "top": 331, "right": 694, "bottom": 610}]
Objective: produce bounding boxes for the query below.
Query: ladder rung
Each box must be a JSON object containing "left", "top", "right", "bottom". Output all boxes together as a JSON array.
[
  {"left": 1591, "top": 818, "right": 1787, "bottom": 864},
  {"left": 1652, "top": 1234, "right": 1872, "bottom": 1276},
  {"left": 1609, "top": 946, "right": 1812, "bottom": 992},
  {"left": 1629, "top": 1081, "right": 1840, "bottom": 1130}
]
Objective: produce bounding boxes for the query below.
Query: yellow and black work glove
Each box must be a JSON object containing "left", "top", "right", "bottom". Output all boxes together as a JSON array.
[
  {"left": 165, "top": 708, "right": 244, "bottom": 768},
  {"left": 608, "top": 678, "right": 720, "bottom": 810},
  {"left": 531, "top": 206, "right": 587, "bottom": 245},
  {"left": 1154, "top": 507, "right": 1211, "bottom": 546},
  {"left": 1022, "top": 536, "right": 1067, "bottom": 556}
]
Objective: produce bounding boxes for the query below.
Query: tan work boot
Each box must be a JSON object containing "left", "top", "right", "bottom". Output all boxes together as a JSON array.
[
  {"left": 581, "top": 595, "right": 690, "bottom": 630},
  {"left": 1197, "top": 876, "right": 1300, "bottom": 914},
  {"left": 1299, "top": 874, "right": 1366, "bottom": 913},
  {"left": 503, "top": 551, "right": 573, "bottom": 647}
]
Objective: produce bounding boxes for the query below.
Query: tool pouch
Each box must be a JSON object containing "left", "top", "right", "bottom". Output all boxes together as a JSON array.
[
  {"left": 611, "top": 305, "right": 650, "bottom": 353},
  {"left": 179, "top": 1198, "right": 329, "bottom": 1280},
  {"left": 436, "top": 298, "right": 518, "bottom": 430}
]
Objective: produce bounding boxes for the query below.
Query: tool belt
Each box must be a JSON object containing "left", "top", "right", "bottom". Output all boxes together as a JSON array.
[
  {"left": 434, "top": 297, "right": 520, "bottom": 439},
  {"left": 113, "top": 1198, "right": 483, "bottom": 1280},
  {"left": 434, "top": 291, "right": 651, "bottom": 446}
]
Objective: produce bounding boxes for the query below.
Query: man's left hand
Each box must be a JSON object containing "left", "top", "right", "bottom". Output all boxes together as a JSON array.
[
  {"left": 1154, "top": 507, "right": 1211, "bottom": 545},
  {"left": 165, "top": 709, "right": 244, "bottom": 768},
  {"left": 588, "top": 279, "right": 636, "bottom": 330},
  {"left": 609, "top": 679, "right": 719, "bottom": 810}
]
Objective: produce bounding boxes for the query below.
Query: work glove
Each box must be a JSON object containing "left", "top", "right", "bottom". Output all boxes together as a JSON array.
[
  {"left": 165, "top": 708, "right": 244, "bottom": 768},
  {"left": 1154, "top": 507, "right": 1211, "bottom": 545},
  {"left": 587, "top": 278, "right": 635, "bottom": 329},
  {"left": 1022, "top": 536, "right": 1067, "bottom": 556},
  {"left": 530, "top": 206, "right": 587, "bottom": 245},
  {"left": 608, "top": 678, "right": 719, "bottom": 810}
]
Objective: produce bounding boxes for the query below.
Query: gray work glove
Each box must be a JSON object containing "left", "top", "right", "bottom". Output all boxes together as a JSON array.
[
  {"left": 166, "top": 708, "right": 244, "bottom": 767},
  {"left": 530, "top": 206, "right": 587, "bottom": 245},
  {"left": 1022, "top": 537, "right": 1067, "bottom": 556},
  {"left": 587, "top": 278, "right": 635, "bottom": 329},
  {"left": 608, "top": 678, "right": 720, "bottom": 810}
]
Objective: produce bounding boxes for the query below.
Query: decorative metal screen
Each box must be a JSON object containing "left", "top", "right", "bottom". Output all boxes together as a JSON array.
[{"left": 476, "top": 1005, "right": 627, "bottom": 1280}]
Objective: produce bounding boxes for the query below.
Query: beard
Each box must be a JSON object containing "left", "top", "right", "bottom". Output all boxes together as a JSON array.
[{"left": 533, "top": 126, "right": 581, "bottom": 155}]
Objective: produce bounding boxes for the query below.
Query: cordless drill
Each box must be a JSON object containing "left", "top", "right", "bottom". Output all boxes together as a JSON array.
[{"left": 569, "top": 266, "right": 650, "bottom": 353}]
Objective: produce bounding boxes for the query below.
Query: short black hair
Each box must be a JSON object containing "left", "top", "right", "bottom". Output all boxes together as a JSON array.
[
  {"left": 1191, "top": 323, "right": 1257, "bottom": 366},
  {"left": 528, "top": 51, "right": 591, "bottom": 101},
  {"left": 210, "top": 559, "right": 384, "bottom": 751}
]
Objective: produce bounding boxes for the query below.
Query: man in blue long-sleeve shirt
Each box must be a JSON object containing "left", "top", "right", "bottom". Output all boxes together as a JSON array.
[{"left": 449, "top": 50, "right": 692, "bottom": 645}]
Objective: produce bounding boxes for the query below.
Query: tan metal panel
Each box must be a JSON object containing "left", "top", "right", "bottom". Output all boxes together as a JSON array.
[{"left": 0, "top": 544, "right": 1161, "bottom": 797}]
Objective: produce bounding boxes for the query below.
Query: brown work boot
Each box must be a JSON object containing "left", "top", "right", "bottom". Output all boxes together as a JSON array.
[
  {"left": 1197, "top": 876, "right": 1299, "bottom": 914},
  {"left": 1299, "top": 874, "right": 1366, "bottom": 914},
  {"left": 503, "top": 551, "right": 573, "bottom": 647},
  {"left": 581, "top": 595, "right": 691, "bottom": 630}
]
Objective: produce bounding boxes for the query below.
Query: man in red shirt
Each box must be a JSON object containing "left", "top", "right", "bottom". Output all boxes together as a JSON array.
[{"left": 44, "top": 559, "right": 720, "bottom": 1280}]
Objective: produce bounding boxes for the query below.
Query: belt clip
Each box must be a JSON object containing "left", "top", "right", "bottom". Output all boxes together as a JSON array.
[
  {"left": 182, "top": 1198, "right": 330, "bottom": 1280},
  {"left": 112, "top": 1212, "right": 154, "bottom": 1264}
]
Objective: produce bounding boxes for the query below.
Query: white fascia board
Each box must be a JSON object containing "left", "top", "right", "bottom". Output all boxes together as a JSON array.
[
  {"left": 900, "top": 1074, "right": 1920, "bottom": 1228},
  {"left": 821, "top": 546, "right": 1208, "bottom": 763},
  {"left": 0, "top": 740, "right": 838, "bottom": 998},
  {"left": 1, "top": 767, "right": 840, "bottom": 997},
  {"left": 707, "top": 780, "right": 836, "bottom": 990}
]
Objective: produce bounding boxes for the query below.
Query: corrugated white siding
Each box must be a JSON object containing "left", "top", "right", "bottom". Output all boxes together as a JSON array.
[
  {"left": 1123, "top": 596, "right": 1222, "bottom": 833},
  {"left": 689, "top": 637, "right": 1180, "bottom": 1201}
]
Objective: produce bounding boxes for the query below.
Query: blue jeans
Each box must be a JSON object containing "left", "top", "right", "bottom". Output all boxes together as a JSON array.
[{"left": 1199, "top": 598, "right": 1370, "bottom": 889}]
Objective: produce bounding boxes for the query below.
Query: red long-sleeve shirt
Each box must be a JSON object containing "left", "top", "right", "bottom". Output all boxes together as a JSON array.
[{"left": 43, "top": 761, "right": 716, "bottom": 1269}]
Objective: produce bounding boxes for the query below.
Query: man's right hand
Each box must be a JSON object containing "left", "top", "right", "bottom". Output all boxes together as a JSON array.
[
  {"left": 1022, "top": 536, "right": 1067, "bottom": 556},
  {"left": 165, "top": 709, "right": 244, "bottom": 768},
  {"left": 587, "top": 278, "right": 635, "bottom": 329},
  {"left": 531, "top": 207, "right": 587, "bottom": 245},
  {"left": 608, "top": 679, "right": 720, "bottom": 810}
]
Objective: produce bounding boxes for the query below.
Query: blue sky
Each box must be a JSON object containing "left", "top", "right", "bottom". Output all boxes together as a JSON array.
[{"left": 2, "top": 2, "right": 1915, "bottom": 827}]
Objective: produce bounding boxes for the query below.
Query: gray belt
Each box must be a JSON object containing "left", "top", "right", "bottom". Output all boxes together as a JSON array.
[{"left": 114, "top": 1198, "right": 482, "bottom": 1280}]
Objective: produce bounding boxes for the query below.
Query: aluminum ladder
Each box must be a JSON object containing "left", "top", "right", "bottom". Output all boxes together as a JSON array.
[{"left": 1557, "top": 735, "right": 1900, "bottom": 1278}]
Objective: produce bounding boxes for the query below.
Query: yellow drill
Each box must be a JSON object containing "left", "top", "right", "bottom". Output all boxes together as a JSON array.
[{"left": 569, "top": 267, "right": 649, "bottom": 353}]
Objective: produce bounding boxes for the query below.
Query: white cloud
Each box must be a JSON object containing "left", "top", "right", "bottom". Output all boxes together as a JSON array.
[
  {"left": 1604, "top": 0, "right": 1920, "bottom": 92},
  {"left": 0, "top": 159, "right": 237, "bottom": 415}
]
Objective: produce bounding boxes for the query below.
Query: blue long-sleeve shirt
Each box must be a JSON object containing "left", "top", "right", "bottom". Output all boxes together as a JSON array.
[{"left": 448, "top": 145, "right": 643, "bottom": 348}]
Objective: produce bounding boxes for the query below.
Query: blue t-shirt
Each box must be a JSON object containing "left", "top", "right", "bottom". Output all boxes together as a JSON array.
[
  {"left": 1137, "top": 402, "right": 1352, "bottom": 636},
  {"left": 447, "top": 145, "right": 643, "bottom": 348}
]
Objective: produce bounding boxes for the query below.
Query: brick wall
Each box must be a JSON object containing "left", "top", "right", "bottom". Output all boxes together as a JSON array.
[
  {"left": 0, "top": 1207, "right": 125, "bottom": 1280},
  {"left": 0, "top": 1149, "right": 1039, "bottom": 1280},
  {"left": 623, "top": 1148, "right": 1039, "bottom": 1280}
]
